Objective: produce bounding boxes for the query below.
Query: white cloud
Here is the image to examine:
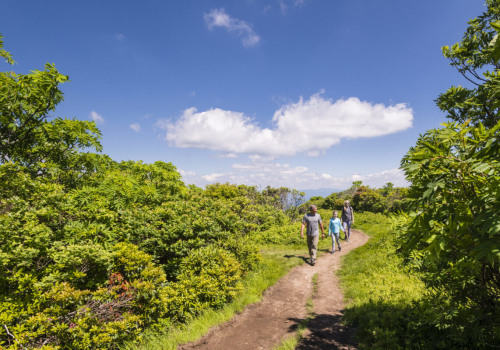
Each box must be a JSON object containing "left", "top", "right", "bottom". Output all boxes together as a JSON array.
[
  {"left": 179, "top": 160, "right": 409, "bottom": 190},
  {"left": 202, "top": 173, "right": 224, "bottom": 182},
  {"left": 89, "top": 111, "right": 105, "bottom": 124},
  {"left": 115, "top": 34, "right": 125, "bottom": 41},
  {"left": 204, "top": 8, "right": 260, "bottom": 47},
  {"left": 129, "top": 123, "right": 141, "bottom": 132},
  {"left": 178, "top": 169, "right": 196, "bottom": 177},
  {"left": 277, "top": 0, "right": 306, "bottom": 14},
  {"left": 154, "top": 118, "right": 168, "bottom": 130},
  {"left": 161, "top": 92, "right": 413, "bottom": 157},
  {"left": 278, "top": 0, "right": 288, "bottom": 13},
  {"left": 217, "top": 153, "right": 239, "bottom": 159}
]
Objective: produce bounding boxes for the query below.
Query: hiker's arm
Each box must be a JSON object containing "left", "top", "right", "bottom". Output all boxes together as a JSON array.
[{"left": 300, "top": 222, "right": 305, "bottom": 237}]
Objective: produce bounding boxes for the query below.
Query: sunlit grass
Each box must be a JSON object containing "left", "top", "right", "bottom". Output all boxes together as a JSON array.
[{"left": 339, "top": 212, "right": 425, "bottom": 348}]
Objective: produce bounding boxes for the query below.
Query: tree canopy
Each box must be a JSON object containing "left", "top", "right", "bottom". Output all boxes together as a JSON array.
[
  {"left": 0, "top": 37, "right": 102, "bottom": 185},
  {"left": 436, "top": 0, "right": 500, "bottom": 128}
]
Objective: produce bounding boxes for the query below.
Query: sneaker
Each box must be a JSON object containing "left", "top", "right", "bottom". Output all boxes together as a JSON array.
[
  {"left": 338, "top": 246, "right": 341, "bottom": 251},
  {"left": 331, "top": 250, "right": 334, "bottom": 254},
  {"left": 311, "top": 259, "right": 316, "bottom": 265}
]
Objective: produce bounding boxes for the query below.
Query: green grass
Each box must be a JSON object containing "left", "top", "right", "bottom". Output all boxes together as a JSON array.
[{"left": 339, "top": 212, "right": 426, "bottom": 349}]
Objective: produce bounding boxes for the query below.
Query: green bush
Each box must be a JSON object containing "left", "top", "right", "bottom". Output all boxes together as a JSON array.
[
  {"left": 162, "top": 245, "right": 244, "bottom": 323},
  {"left": 0, "top": 37, "right": 305, "bottom": 348},
  {"left": 0, "top": 162, "right": 286, "bottom": 348},
  {"left": 251, "top": 223, "right": 302, "bottom": 246}
]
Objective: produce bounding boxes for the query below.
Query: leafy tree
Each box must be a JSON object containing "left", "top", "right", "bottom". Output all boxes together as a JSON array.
[
  {"left": 0, "top": 34, "right": 14, "bottom": 65},
  {"left": 261, "top": 186, "right": 305, "bottom": 220},
  {"left": 380, "top": 182, "right": 394, "bottom": 197},
  {"left": 351, "top": 185, "right": 385, "bottom": 213},
  {"left": 0, "top": 34, "right": 102, "bottom": 183},
  {"left": 400, "top": 2, "right": 500, "bottom": 346},
  {"left": 400, "top": 120, "right": 500, "bottom": 346},
  {"left": 436, "top": 0, "right": 500, "bottom": 128}
]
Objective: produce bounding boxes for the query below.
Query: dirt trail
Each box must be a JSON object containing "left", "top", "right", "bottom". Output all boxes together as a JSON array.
[{"left": 179, "top": 229, "right": 369, "bottom": 350}]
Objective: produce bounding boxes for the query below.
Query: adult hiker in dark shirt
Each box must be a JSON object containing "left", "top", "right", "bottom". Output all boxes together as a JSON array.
[
  {"left": 341, "top": 200, "right": 354, "bottom": 242},
  {"left": 300, "top": 205, "right": 325, "bottom": 266}
]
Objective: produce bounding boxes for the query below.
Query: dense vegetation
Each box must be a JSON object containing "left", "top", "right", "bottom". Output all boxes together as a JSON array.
[
  {"left": 398, "top": 1, "right": 500, "bottom": 347},
  {"left": 0, "top": 35, "right": 309, "bottom": 349},
  {"left": 342, "top": 2, "right": 500, "bottom": 348},
  {"left": 1, "top": 0, "right": 499, "bottom": 348},
  {"left": 310, "top": 181, "right": 408, "bottom": 214}
]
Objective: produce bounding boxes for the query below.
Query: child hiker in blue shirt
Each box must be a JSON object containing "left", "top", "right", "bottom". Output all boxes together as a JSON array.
[{"left": 328, "top": 210, "right": 343, "bottom": 254}]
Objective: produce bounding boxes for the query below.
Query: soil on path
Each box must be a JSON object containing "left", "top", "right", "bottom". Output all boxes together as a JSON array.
[{"left": 179, "top": 229, "right": 369, "bottom": 350}]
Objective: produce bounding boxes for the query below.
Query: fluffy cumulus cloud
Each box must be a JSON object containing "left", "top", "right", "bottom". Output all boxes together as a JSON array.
[
  {"left": 204, "top": 8, "right": 260, "bottom": 47},
  {"left": 179, "top": 161, "right": 409, "bottom": 190},
  {"left": 129, "top": 123, "right": 141, "bottom": 132},
  {"left": 160, "top": 92, "right": 413, "bottom": 157},
  {"left": 89, "top": 111, "right": 105, "bottom": 124}
]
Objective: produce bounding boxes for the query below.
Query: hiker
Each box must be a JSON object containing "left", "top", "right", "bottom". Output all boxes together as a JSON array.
[
  {"left": 300, "top": 204, "right": 325, "bottom": 265},
  {"left": 328, "top": 210, "right": 343, "bottom": 253},
  {"left": 341, "top": 200, "right": 354, "bottom": 242}
]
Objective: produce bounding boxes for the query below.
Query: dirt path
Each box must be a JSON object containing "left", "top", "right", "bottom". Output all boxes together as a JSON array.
[{"left": 179, "top": 229, "right": 369, "bottom": 350}]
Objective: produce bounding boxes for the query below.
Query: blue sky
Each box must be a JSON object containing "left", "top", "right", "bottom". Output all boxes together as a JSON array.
[{"left": 2, "top": 0, "right": 486, "bottom": 190}]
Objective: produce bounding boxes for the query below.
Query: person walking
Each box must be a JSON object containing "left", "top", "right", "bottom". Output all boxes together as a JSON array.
[
  {"left": 341, "top": 200, "right": 354, "bottom": 242},
  {"left": 300, "top": 205, "right": 325, "bottom": 265},
  {"left": 328, "top": 210, "right": 343, "bottom": 253}
]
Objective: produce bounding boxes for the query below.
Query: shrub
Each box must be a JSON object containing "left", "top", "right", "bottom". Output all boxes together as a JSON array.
[{"left": 162, "top": 245, "right": 244, "bottom": 323}]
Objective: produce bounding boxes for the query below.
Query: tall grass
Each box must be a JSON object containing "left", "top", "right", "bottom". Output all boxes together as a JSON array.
[{"left": 339, "top": 212, "right": 427, "bottom": 349}]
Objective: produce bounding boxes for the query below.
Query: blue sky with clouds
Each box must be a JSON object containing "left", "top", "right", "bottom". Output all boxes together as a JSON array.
[{"left": 1, "top": 0, "right": 486, "bottom": 190}]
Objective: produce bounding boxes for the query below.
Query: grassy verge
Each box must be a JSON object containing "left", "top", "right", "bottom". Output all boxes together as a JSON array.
[
  {"left": 125, "top": 246, "right": 310, "bottom": 350},
  {"left": 339, "top": 212, "right": 426, "bottom": 349}
]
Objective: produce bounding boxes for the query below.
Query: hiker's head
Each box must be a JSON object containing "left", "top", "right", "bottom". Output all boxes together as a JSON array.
[
  {"left": 309, "top": 205, "right": 317, "bottom": 213},
  {"left": 332, "top": 210, "right": 338, "bottom": 217},
  {"left": 344, "top": 200, "right": 350, "bottom": 207}
]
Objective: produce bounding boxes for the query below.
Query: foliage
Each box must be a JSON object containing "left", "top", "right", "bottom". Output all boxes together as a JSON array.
[
  {"left": 126, "top": 248, "right": 307, "bottom": 350},
  {"left": 0, "top": 36, "right": 288, "bottom": 348},
  {"left": 340, "top": 212, "right": 432, "bottom": 349},
  {"left": 162, "top": 245, "right": 243, "bottom": 323},
  {"left": 311, "top": 182, "right": 409, "bottom": 214},
  {"left": 436, "top": 0, "right": 500, "bottom": 128},
  {"left": 399, "top": 120, "right": 500, "bottom": 347},
  {"left": 251, "top": 223, "right": 303, "bottom": 246},
  {"left": 0, "top": 39, "right": 103, "bottom": 186},
  {"left": 0, "top": 160, "right": 275, "bottom": 348},
  {"left": 350, "top": 185, "right": 408, "bottom": 214},
  {"left": 398, "top": 2, "right": 500, "bottom": 347}
]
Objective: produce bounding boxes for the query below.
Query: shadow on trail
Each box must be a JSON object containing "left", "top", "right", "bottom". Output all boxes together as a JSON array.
[
  {"left": 296, "top": 313, "right": 357, "bottom": 350},
  {"left": 283, "top": 255, "right": 309, "bottom": 264},
  {"left": 285, "top": 317, "right": 306, "bottom": 332}
]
